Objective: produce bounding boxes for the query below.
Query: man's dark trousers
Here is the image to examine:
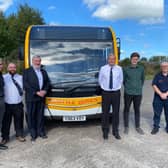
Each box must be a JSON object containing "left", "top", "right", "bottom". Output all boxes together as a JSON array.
[
  {"left": 1, "top": 103, "right": 24, "bottom": 140},
  {"left": 0, "top": 97, "right": 5, "bottom": 131},
  {"left": 153, "top": 96, "right": 168, "bottom": 130},
  {"left": 26, "top": 99, "right": 45, "bottom": 139},
  {"left": 123, "top": 93, "right": 142, "bottom": 128},
  {"left": 102, "top": 90, "right": 120, "bottom": 134}
]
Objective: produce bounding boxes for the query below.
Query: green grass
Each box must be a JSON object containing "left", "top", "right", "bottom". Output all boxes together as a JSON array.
[{"left": 145, "top": 74, "right": 154, "bottom": 80}]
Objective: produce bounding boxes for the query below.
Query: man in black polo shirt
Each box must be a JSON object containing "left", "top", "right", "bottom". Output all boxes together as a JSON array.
[{"left": 151, "top": 62, "right": 168, "bottom": 134}]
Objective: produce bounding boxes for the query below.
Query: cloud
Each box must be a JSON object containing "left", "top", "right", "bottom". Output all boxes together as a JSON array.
[
  {"left": 0, "top": 0, "right": 13, "bottom": 12},
  {"left": 48, "top": 5, "right": 56, "bottom": 10},
  {"left": 83, "top": 0, "right": 164, "bottom": 24},
  {"left": 83, "top": 0, "right": 105, "bottom": 9}
]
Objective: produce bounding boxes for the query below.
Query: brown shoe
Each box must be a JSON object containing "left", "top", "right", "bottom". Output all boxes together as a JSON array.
[
  {"left": 16, "top": 136, "right": 26, "bottom": 142},
  {"left": 1, "top": 139, "right": 9, "bottom": 145}
]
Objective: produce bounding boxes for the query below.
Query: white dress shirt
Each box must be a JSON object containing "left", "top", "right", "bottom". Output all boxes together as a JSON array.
[
  {"left": 34, "top": 68, "right": 43, "bottom": 90},
  {"left": 3, "top": 73, "right": 23, "bottom": 104},
  {"left": 98, "top": 64, "right": 123, "bottom": 91}
]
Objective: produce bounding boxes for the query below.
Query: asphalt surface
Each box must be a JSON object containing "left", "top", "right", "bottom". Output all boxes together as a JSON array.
[{"left": 1, "top": 80, "right": 168, "bottom": 168}]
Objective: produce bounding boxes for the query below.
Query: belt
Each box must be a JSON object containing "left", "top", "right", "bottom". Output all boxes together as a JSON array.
[
  {"left": 102, "top": 89, "right": 120, "bottom": 93},
  {"left": 5, "top": 102, "right": 23, "bottom": 106}
]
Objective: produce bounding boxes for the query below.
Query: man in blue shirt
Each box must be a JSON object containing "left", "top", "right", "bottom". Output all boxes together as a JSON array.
[{"left": 151, "top": 62, "right": 168, "bottom": 134}]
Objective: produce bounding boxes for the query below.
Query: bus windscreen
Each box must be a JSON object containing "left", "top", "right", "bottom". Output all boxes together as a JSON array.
[{"left": 30, "top": 40, "right": 113, "bottom": 87}]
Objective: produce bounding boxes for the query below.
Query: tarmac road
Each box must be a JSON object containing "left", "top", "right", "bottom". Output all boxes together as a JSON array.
[{"left": 0, "top": 80, "right": 168, "bottom": 168}]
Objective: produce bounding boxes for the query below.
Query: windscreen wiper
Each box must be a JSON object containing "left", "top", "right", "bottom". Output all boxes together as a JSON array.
[
  {"left": 51, "top": 78, "right": 94, "bottom": 87},
  {"left": 65, "top": 81, "right": 98, "bottom": 93}
]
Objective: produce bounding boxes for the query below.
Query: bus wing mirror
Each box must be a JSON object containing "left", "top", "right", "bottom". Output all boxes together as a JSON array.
[
  {"left": 117, "top": 37, "right": 121, "bottom": 60},
  {"left": 95, "top": 72, "right": 99, "bottom": 78},
  {"left": 18, "top": 46, "right": 24, "bottom": 60}
]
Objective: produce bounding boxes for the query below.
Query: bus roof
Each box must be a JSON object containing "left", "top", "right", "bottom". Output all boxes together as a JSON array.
[{"left": 29, "top": 25, "right": 114, "bottom": 41}]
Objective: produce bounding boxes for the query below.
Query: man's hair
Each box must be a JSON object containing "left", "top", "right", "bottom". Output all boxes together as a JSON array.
[
  {"left": 130, "top": 52, "right": 140, "bottom": 59},
  {"left": 32, "top": 55, "right": 41, "bottom": 60},
  {"left": 160, "top": 61, "right": 168, "bottom": 66},
  {"left": 108, "top": 53, "right": 115, "bottom": 58}
]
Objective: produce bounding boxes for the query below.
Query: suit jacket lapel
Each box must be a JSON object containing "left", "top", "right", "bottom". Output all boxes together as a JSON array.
[{"left": 30, "top": 67, "right": 40, "bottom": 90}]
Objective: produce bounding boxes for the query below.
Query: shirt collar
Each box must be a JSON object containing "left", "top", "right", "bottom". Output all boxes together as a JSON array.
[
  {"left": 8, "top": 72, "right": 16, "bottom": 77},
  {"left": 33, "top": 66, "right": 41, "bottom": 72},
  {"left": 108, "top": 64, "right": 115, "bottom": 68}
]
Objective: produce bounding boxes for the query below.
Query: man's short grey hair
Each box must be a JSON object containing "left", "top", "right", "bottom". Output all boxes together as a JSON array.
[
  {"left": 108, "top": 53, "right": 115, "bottom": 58},
  {"left": 32, "top": 55, "right": 41, "bottom": 60},
  {"left": 160, "top": 61, "right": 168, "bottom": 66}
]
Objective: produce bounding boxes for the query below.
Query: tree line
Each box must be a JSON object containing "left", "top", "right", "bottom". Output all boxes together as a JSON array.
[
  {"left": 0, "top": 3, "right": 44, "bottom": 62},
  {"left": 120, "top": 56, "right": 168, "bottom": 78}
]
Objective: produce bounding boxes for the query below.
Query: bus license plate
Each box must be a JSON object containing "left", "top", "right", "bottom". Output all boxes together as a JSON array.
[{"left": 63, "top": 115, "right": 86, "bottom": 122}]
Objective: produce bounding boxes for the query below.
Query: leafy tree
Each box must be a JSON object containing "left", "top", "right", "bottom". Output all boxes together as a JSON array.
[
  {"left": 0, "top": 3, "right": 45, "bottom": 61},
  {"left": 16, "top": 3, "right": 44, "bottom": 45},
  {"left": 0, "top": 12, "right": 9, "bottom": 58},
  {"left": 149, "top": 56, "right": 168, "bottom": 63},
  {"left": 119, "top": 58, "right": 130, "bottom": 67},
  {"left": 140, "top": 57, "right": 148, "bottom": 62}
]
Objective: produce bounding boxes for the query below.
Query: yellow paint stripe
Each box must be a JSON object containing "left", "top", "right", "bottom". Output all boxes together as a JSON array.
[
  {"left": 46, "top": 96, "right": 102, "bottom": 107},
  {"left": 24, "top": 25, "right": 33, "bottom": 68},
  {"left": 47, "top": 103, "right": 101, "bottom": 111},
  {"left": 109, "top": 27, "right": 118, "bottom": 64}
]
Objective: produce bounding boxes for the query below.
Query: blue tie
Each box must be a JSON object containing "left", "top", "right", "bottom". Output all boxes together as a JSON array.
[{"left": 109, "top": 67, "right": 113, "bottom": 89}]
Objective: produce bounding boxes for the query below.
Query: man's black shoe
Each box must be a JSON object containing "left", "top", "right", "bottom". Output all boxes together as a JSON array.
[
  {"left": 0, "top": 144, "right": 8, "bottom": 150},
  {"left": 136, "top": 127, "right": 145, "bottom": 135},
  {"left": 114, "top": 134, "right": 121, "bottom": 140},
  {"left": 151, "top": 127, "right": 159, "bottom": 135},
  {"left": 40, "top": 135, "right": 48, "bottom": 139},
  {"left": 1, "top": 139, "right": 9, "bottom": 145},
  {"left": 113, "top": 132, "right": 121, "bottom": 140}
]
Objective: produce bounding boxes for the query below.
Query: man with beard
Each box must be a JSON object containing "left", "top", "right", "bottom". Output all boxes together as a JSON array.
[{"left": 1, "top": 63, "right": 26, "bottom": 145}]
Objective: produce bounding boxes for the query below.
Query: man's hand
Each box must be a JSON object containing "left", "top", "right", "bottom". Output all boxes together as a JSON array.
[
  {"left": 36, "top": 90, "right": 46, "bottom": 97},
  {"left": 160, "top": 93, "right": 167, "bottom": 100}
]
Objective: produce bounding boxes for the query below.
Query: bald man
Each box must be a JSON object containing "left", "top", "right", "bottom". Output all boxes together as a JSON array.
[
  {"left": 99, "top": 54, "right": 123, "bottom": 140},
  {"left": 1, "top": 63, "right": 25, "bottom": 145},
  {"left": 151, "top": 62, "right": 168, "bottom": 134}
]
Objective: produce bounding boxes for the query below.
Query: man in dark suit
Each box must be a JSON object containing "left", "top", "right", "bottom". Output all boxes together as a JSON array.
[{"left": 23, "top": 56, "right": 50, "bottom": 143}]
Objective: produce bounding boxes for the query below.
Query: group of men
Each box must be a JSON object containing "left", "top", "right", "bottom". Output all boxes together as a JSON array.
[
  {"left": 0, "top": 52, "right": 168, "bottom": 149},
  {"left": 99, "top": 52, "right": 168, "bottom": 140},
  {"left": 0, "top": 56, "right": 50, "bottom": 150}
]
